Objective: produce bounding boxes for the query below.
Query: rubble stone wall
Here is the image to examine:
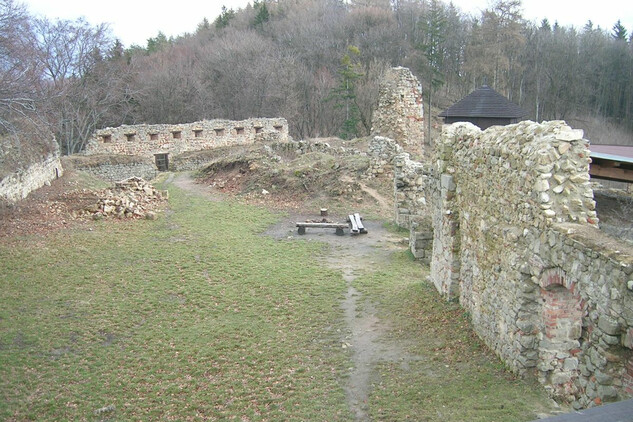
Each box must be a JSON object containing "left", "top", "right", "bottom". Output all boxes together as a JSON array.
[
  {"left": 0, "top": 152, "right": 63, "bottom": 202},
  {"left": 392, "top": 152, "right": 436, "bottom": 263},
  {"left": 371, "top": 67, "right": 424, "bottom": 152},
  {"left": 67, "top": 155, "right": 157, "bottom": 182},
  {"left": 394, "top": 120, "right": 633, "bottom": 408},
  {"left": 83, "top": 118, "right": 289, "bottom": 158},
  {"left": 367, "top": 136, "right": 403, "bottom": 178}
]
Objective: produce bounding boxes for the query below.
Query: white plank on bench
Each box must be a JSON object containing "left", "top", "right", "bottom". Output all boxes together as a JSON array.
[
  {"left": 354, "top": 213, "right": 367, "bottom": 234},
  {"left": 348, "top": 214, "right": 360, "bottom": 235}
]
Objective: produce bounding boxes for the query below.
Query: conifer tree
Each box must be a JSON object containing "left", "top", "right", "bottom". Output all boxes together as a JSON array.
[
  {"left": 612, "top": 20, "right": 628, "bottom": 41},
  {"left": 253, "top": 1, "right": 270, "bottom": 27},
  {"left": 214, "top": 6, "right": 235, "bottom": 29},
  {"left": 418, "top": 0, "right": 446, "bottom": 145},
  {"left": 330, "top": 46, "right": 364, "bottom": 139}
]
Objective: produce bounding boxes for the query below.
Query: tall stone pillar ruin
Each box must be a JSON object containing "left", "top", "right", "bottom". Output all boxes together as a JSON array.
[{"left": 371, "top": 67, "right": 424, "bottom": 154}]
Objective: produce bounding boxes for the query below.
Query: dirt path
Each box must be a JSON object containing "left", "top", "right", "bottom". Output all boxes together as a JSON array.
[
  {"left": 341, "top": 174, "right": 392, "bottom": 211},
  {"left": 169, "top": 172, "right": 225, "bottom": 201},
  {"left": 265, "top": 217, "right": 423, "bottom": 421},
  {"left": 168, "top": 172, "right": 418, "bottom": 420}
]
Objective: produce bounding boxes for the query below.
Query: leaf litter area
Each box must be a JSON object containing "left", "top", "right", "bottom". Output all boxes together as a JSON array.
[{"left": 0, "top": 140, "right": 569, "bottom": 421}]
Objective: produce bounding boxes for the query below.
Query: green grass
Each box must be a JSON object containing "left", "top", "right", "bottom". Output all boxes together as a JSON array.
[
  {"left": 0, "top": 179, "right": 557, "bottom": 421},
  {"left": 352, "top": 250, "right": 556, "bottom": 421},
  {"left": 1, "top": 184, "right": 349, "bottom": 421}
]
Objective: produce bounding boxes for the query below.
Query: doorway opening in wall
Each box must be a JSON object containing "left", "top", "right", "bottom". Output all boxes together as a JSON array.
[{"left": 155, "top": 153, "right": 169, "bottom": 171}]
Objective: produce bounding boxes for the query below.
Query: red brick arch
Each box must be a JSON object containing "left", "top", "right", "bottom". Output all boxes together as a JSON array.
[{"left": 540, "top": 268, "right": 582, "bottom": 342}]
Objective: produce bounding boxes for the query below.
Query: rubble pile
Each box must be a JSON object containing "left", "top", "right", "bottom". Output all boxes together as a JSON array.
[{"left": 86, "top": 177, "right": 167, "bottom": 220}]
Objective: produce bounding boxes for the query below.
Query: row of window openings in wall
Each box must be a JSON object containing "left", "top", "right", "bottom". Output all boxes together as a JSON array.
[{"left": 102, "top": 126, "right": 283, "bottom": 143}]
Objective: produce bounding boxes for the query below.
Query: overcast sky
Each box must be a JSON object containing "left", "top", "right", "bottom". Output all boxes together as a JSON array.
[{"left": 21, "top": 0, "right": 633, "bottom": 48}]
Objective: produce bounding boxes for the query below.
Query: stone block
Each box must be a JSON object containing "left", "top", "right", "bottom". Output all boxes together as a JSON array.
[
  {"left": 519, "top": 334, "right": 537, "bottom": 348},
  {"left": 602, "top": 334, "right": 620, "bottom": 346},
  {"left": 517, "top": 319, "right": 535, "bottom": 333},
  {"left": 579, "top": 364, "right": 590, "bottom": 377},
  {"left": 623, "top": 328, "right": 633, "bottom": 349},
  {"left": 440, "top": 174, "right": 456, "bottom": 191},
  {"left": 598, "top": 315, "right": 621, "bottom": 336},
  {"left": 597, "top": 385, "right": 618, "bottom": 401},
  {"left": 586, "top": 382, "right": 597, "bottom": 399},
  {"left": 563, "top": 358, "right": 579, "bottom": 371},
  {"left": 551, "top": 371, "right": 571, "bottom": 385},
  {"left": 595, "top": 370, "right": 613, "bottom": 385}
]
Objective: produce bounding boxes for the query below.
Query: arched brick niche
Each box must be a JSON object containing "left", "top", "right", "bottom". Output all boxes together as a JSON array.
[
  {"left": 625, "top": 355, "right": 633, "bottom": 396},
  {"left": 538, "top": 268, "right": 584, "bottom": 401}
]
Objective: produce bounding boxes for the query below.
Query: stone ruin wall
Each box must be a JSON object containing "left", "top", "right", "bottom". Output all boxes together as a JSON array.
[
  {"left": 0, "top": 151, "right": 63, "bottom": 203},
  {"left": 367, "top": 136, "right": 403, "bottom": 179},
  {"left": 83, "top": 118, "right": 290, "bottom": 159},
  {"left": 371, "top": 67, "right": 424, "bottom": 153},
  {"left": 393, "top": 120, "right": 633, "bottom": 408},
  {"left": 65, "top": 155, "right": 158, "bottom": 182},
  {"left": 367, "top": 66, "right": 431, "bottom": 259},
  {"left": 392, "top": 151, "right": 436, "bottom": 263}
]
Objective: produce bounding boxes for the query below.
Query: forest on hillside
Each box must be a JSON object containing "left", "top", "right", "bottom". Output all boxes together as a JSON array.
[{"left": 1, "top": 0, "right": 633, "bottom": 156}]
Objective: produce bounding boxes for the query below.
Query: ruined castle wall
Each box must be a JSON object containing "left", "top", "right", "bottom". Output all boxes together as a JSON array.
[
  {"left": 0, "top": 152, "right": 63, "bottom": 202},
  {"left": 83, "top": 118, "right": 289, "bottom": 159},
  {"left": 367, "top": 136, "right": 403, "bottom": 178},
  {"left": 66, "top": 155, "right": 157, "bottom": 182},
  {"left": 371, "top": 67, "right": 424, "bottom": 153},
  {"left": 425, "top": 120, "right": 633, "bottom": 407},
  {"left": 531, "top": 224, "right": 633, "bottom": 407}
]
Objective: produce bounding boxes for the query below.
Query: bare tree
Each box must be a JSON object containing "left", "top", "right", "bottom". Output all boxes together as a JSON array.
[
  {"left": 0, "top": 0, "right": 40, "bottom": 135},
  {"left": 31, "top": 17, "right": 122, "bottom": 153}
]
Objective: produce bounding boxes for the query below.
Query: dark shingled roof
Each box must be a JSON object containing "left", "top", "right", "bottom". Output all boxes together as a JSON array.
[{"left": 439, "top": 85, "right": 526, "bottom": 119}]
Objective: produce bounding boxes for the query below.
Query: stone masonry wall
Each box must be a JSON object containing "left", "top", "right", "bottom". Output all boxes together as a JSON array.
[
  {"left": 392, "top": 120, "right": 633, "bottom": 407},
  {"left": 371, "top": 67, "right": 424, "bottom": 152},
  {"left": 529, "top": 224, "right": 633, "bottom": 407},
  {"left": 0, "top": 152, "right": 63, "bottom": 202},
  {"left": 392, "top": 151, "right": 436, "bottom": 262},
  {"left": 83, "top": 118, "right": 289, "bottom": 159},
  {"left": 66, "top": 155, "right": 157, "bottom": 182},
  {"left": 422, "top": 120, "right": 633, "bottom": 408},
  {"left": 367, "top": 136, "right": 403, "bottom": 178}
]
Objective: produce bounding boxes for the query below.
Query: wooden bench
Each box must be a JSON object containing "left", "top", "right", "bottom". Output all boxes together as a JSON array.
[
  {"left": 347, "top": 213, "right": 367, "bottom": 235},
  {"left": 296, "top": 222, "right": 348, "bottom": 236}
]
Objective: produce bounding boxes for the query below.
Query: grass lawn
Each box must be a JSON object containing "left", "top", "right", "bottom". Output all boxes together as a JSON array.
[
  {"left": 351, "top": 251, "right": 557, "bottom": 421},
  {"left": 0, "top": 177, "right": 557, "bottom": 421}
]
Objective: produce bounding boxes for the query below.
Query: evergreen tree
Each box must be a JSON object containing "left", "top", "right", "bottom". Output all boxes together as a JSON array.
[
  {"left": 612, "top": 20, "right": 628, "bottom": 41},
  {"left": 196, "top": 18, "right": 210, "bottom": 33},
  {"left": 214, "top": 6, "right": 236, "bottom": 29},
  {"left": 253, "top": 1, "right": 270, "bottom": 27},
  {"left": 418, "top": 0, "right": 446, "bottom": 145},
  {"left": 330, "top": 46, "right": 364, "bottom": 140},
  {"left": 146, "top": 32, "right": 169, "bottom": 54}
]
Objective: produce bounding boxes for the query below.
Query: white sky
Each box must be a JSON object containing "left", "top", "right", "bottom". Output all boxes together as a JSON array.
[{"left": 21, "top": 0, "right": 633, "bottom": 48}]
